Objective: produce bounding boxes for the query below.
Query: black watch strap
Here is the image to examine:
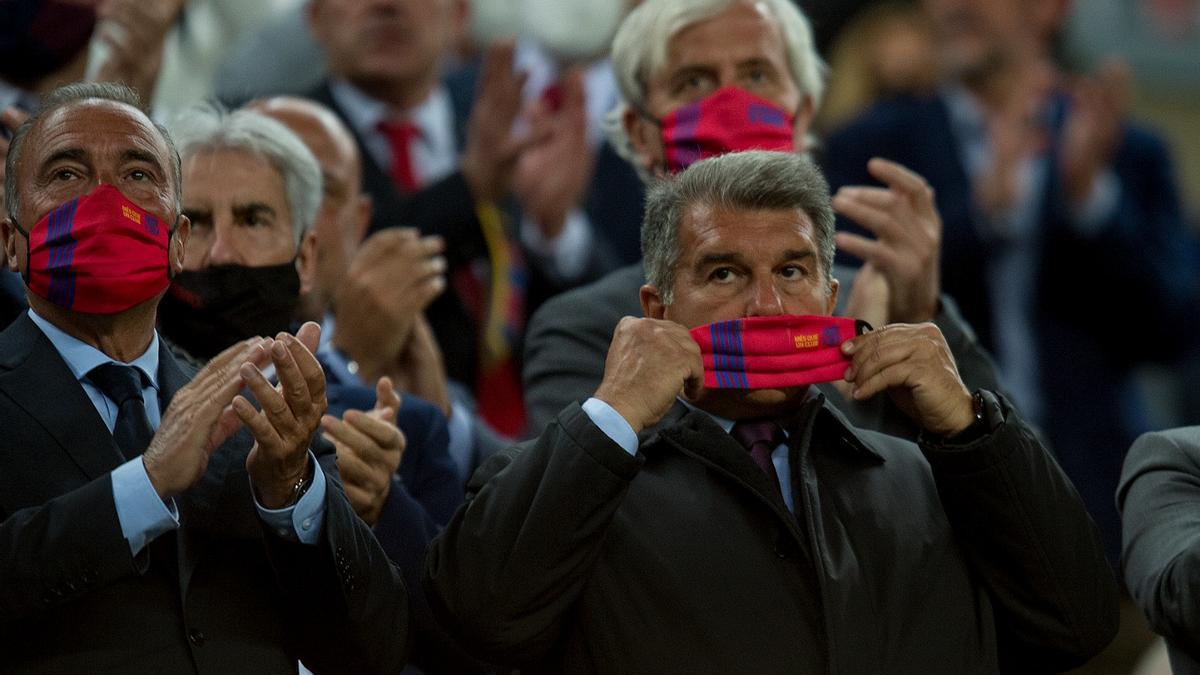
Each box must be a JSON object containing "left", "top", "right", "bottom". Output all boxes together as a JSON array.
[{"left": 932, "top": 390, "right": 1004, "bottom": 447}]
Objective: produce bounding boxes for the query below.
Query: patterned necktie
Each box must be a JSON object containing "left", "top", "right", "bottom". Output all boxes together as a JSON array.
[
  {"left": 87, "top": 363, "right": 154, "bottom": 460},
  {"left": 730, "top": 419, "right": 785, "bottom": 495},
  {"left": 377, "top": 119, "right": 421, "bottom": 193}
]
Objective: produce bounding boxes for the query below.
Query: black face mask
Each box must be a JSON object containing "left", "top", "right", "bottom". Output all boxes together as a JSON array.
[{"left": 157, "top": 262, "right": 300, "bottom": 360}]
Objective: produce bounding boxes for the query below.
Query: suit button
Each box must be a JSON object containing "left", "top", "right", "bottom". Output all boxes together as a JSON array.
[{"left": 188, "top": 629, "right": 206, "bottom": 647}]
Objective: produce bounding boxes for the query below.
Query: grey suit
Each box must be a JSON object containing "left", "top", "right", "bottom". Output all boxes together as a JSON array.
[
  {"left": 523, "top": 261, "right": 1006, "bottom": 439},
  {"left": 1119, "top": 427, "right": 1200, "bottom": 674}
]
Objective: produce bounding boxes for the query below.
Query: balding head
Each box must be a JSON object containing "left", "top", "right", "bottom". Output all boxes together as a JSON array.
[{"left": 248, "top": 96, "right": 373, "bottom": 318}]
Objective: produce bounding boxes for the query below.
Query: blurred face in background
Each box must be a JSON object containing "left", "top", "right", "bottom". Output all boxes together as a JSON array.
[
  {"left": 308, "top": 0, "right": 458, "bottom": 92},
  {"left": 624, "top": 0, "right": 810, "bottom": 174}
]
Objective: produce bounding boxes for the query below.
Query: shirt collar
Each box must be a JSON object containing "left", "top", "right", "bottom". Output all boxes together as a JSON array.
[
  {"left": 27, "top": 308, "right": 161, "bottom": 391},
  {"left": 329, "top": 77, "right": 451, "bottom": 141}
]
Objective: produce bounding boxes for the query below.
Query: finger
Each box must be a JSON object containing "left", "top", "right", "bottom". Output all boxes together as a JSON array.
[
  {"left": 375, "top": 377, "right": 401, "bottom": 413},
  {"left": 418, "top": 234, "right": 445, "bottom": 256},
  {"left": 208, "top": 404, "right": 243, "bottom": 451},
  {"left": 240, "top": 361, "right": 299, "bottom": 444},
  {"left": 233, "top": 394, "right": 285, "bottom": 450},
  {"left": 834, "top": 232, "right": 897, "bottom": 269},
  {"left": 347, "top": 410, "right": 404, "bottom": 450},
  {"left": 832, "top": 194, "right": 899, "bottom": 241},
  {"left": 1, "top": 106, "right": 28, "bottom": 131},
  {"left": 333, "top": 443, "right": 375, "bottom": 487},
  {"left": 270, "top": 337, "right": 313, "bottom": 421},
  {"left": 866, "top": 158, "right": 933, "bottom": 201},
  {"left": 294, "top": 321, "right": 322, "bottom": 355},
  {"left": 833, "top": 186, "right": 896, "bottom": 210},
  {"left": 284, "top": 330, "right": 327, "bottom": 408}
]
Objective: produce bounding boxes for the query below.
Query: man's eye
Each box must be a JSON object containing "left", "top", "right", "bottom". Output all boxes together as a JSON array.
[
  {"left": 780, "top": 265, "right": 807, "bottom": 279},
  {"left": 128, "top": 169, "right": 149, "bottom": 181},
  {"left": 52, "top": 169, "right": 78, "bottom": 181},
  {"left": 710, "top": 267, "right": 736, "bottom": 282}
]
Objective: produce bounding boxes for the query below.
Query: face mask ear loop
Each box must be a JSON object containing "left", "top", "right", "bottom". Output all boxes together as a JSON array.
[
  {"left": 8, "top": 219, "right": 32, "bottom": 286},
  {"left": 855, "top": 319, "right": 874, "bottom": 335}
]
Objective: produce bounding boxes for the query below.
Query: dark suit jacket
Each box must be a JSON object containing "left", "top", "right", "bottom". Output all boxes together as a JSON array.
[
  {"left": 1119, "top": 427, "right": 1200, "bottom": 674},
  {"left": 0, "top": 313, "right": 409, "bottom": 673},
  {"left": 822, "top": 93, "right": 1200, "bottom": 562},
  {"left": 427, "top": 394, "right": 1117, "bottom": 672},
  {"left": 522, "top": 261, "right": 1004, "bottom": 440},
  {"left": 306, "top": 70, "right": 611, "bottom": 391}
]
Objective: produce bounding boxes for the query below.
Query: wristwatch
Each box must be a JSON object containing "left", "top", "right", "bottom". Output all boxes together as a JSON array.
[{"left": 930, "top": 389, "right": 1004, "bottom": 447}]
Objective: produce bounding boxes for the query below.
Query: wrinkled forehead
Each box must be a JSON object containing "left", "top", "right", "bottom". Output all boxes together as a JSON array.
[{"left": 24, "top": 99, "right": 172, "bottom": 177}]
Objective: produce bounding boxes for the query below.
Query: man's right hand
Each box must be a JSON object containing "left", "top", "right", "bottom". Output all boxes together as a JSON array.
[
  {"left": 331, "top": 228, "right": 445, "bottom": 382},
  {"left": 593, "top": 317, "right": 704, "bottom": 435},
  {"left": 143, "top": 337, "right": 271, "bottom": 501},
  {"left": 460, "top": 40, "right": 537, "bottom": 203}
]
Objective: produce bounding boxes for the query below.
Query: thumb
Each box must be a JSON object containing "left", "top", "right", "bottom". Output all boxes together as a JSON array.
[{"left": 375, "top": 376, "right": 401, "bottom": 416}]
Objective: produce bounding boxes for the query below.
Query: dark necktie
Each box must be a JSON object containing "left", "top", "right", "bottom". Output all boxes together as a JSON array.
[
  {"left": 730, "top": 419, "right": 786, "bottom": 495},
  {"left": 87, "top": 363, "right": 154, "bottom": 460}
]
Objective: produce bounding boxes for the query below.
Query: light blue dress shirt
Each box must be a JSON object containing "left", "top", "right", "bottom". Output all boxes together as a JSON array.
[
  {"left": 582, "top": 397, "right": 795, "bottom": 514},
  {"left": 28, "top": 309, "right": 327, "bottom": 554}
]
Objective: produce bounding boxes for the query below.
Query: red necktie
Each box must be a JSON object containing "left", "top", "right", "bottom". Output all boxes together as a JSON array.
[
  {"left": 730, "top": 419, "right": 785, "bottom": 496},
  {"left": 377, "top": 119, "right": 421, "bottom": 193}
]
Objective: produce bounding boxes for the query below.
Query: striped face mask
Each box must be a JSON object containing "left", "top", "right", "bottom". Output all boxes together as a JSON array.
[
  {"left": 15, "top": 185, "right": 171, "bottom": 314},
  {"left": 690, "top": 315, "right": 870, "bottom": 389}
]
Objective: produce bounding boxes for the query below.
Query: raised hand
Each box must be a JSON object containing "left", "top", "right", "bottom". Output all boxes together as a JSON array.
[
  {"left": 512, "top": 67, "right": 594, "bottom": 240},
  {"left": 833, "top": 158, "right": 941, "bottom": 324},
  {"left": 594, "top": 317, "right": 704, "bottom": 435},
  {"left": 87, "top": 0, "right": 187, "bottom": 101},
  {"left": 1060, "top": 58, "right": 1129, "bottom": 207},
  {"left": 321, "top": 376, "right": 405, "bottom": 526},
  {"left": 143, "top": 337, "right": 271, "bottom": 500},
  {"left": 331, "top": 228, "right": 445, "bottom": 383},
  {"left": 236, "top": 322, "right": 329, "bottom": 509},
  {"left": 392, "top": 314, "right": 451, "bottom": 416},
  {"left": 841, "top": 323, "right": 974, "bottom": 437},
  {"left": 0, "top": 107, "right": 30, "bottom": 217},
  {"left": 460, "top": 40, "right": 542, "bottom": 203}
]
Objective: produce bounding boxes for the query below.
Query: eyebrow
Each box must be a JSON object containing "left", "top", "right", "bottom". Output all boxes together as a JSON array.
[
  {"left": 232, "top": 202, "right": 277, "bottom": 220},
  {"left": 121, "top": 148, "right": 166, "bottom": 171},
  {"left": 694, "top": 249, "right": 816, "bottom": 271},
  {"left": 37, "top": 148, "right": 88, "bottom": 173}
]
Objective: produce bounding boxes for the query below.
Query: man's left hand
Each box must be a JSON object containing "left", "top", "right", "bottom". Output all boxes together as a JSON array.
[
  {"left": 841, "top": 323, "right": 974, "bottom": 438},
  {"left": 236, "top": 322, "right": 329, "bottom": 509},
  {"left": 321, "top": 377, "right": 405, "bottom": 526}
]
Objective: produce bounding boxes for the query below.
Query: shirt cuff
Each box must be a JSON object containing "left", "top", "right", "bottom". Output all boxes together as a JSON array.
[
  {"left": 1069, "top": 169, "right": 1120, "bottom": 236},
  {"left": 582, "top": 397, "right": 639, "bottom": 456},
  {"left": 254, "top": 451, "right": 328, "bottom": 545},
  {"left": 445, "top": 401, "right": 476, "bottom": 484},
  {"left": 112, "top": 457, "right": 179, "bottom": 557},
  {"left": 520, "top": 207, "right": 593, "bottom": 281}
]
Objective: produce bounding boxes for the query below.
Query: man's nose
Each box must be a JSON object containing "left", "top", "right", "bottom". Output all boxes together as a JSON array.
[
  {"left": 206, "top": 222, "right": 240, "bottom": 267},
  {"left": 745, "top": 276, "right": 786, "bottom": 317}
]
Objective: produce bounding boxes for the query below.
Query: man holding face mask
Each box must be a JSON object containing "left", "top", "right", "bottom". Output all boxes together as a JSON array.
[
  {"left": 0, "top": 82, "right": 407, "bottom": 672},
  {"left": 427, "top": 150, "right": 1118, "bottom": 671}
]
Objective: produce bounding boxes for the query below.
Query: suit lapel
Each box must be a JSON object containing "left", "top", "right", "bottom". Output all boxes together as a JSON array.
[{"left": 0, "top": 314, "right": 124, "bottom": 479}]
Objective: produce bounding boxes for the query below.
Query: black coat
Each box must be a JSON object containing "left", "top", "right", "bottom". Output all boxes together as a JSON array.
[
  {"left": 426, "top": 395, "right": 1118, "bottom": 673},
  {"left": 0, "top": 313, "right": 409, "bottom": 673}
]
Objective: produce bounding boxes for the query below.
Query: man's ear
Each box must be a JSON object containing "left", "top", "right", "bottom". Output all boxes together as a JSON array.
[
  {"left": 169, "top": 214, "right": 190, "bottom": 275},
  {"left": 624, "top": 106, "right": 663, "bottom": 176},
  {"left": 297, "top": 230, "right": 318, "bottom": 296},
  {"left": 825, "top": 276, "right": 839, "bottom": 316},
  {"left": 0, "top": 218, "right": 16, "bottom": 272},
  {"left": 640, "top": 283, "right": 667, "bottom": 319},
  {"left": 793, "top": 95, "right": 815, "bottom": 153}
]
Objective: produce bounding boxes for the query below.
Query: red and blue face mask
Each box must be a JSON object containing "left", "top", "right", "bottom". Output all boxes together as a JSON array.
[
  {"left": 14, "top": 184, "right": 172, "bottom": 314},
  {"left": 690, "top": 315, "right": 871, "bottom": 389},
  {"left": 656, "top": 86, "right": 796, "bottom": 173}
]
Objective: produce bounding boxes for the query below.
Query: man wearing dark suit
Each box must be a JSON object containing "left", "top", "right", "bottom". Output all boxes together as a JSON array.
[
  {"left": 523, "top": 0, "right": 1004, "bottom": 439},
  {"left": 303, "top": 0, "right": 613, "bottom": 438},
  {"left": 427, "top": 150, "right": 1117, "bottom": 671},
  {"left": 0, "top": 82, "right": 408, "bottom": 673},
  {"left": 821, "top": 0, "right": 1200, "bottom": 563},
  {"left": 1120, "top": 427, "right": 1200, "bottom": 674}
]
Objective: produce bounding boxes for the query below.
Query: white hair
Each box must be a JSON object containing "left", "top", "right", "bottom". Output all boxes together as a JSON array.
[
  {"left": 604, "top": 0, "right": 826, "bottom": 180},
  {"left": 169, "top": 103, "right": 321, "bottom": 245}
]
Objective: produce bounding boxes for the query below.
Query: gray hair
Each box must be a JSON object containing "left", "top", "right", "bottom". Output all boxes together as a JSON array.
[
  {"left": 605, "top": 0, "right": 826, "bottom": 179},
  {"left": 169, "top": 103, "right": 321, "bottom": 245},
  {"left": 5, "top": 81, "right": 182, "bottom": 223},
  {"left": 642, "top": 150, "right": 835, "bottom": 304}
]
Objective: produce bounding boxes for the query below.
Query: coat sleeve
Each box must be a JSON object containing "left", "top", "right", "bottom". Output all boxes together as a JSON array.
[
  {"left": 918, "top": 393, "right": 1120, "bottom": 672},
  {"left": 261, "top": 439, "right": 411, "bottom": 674},
  {"left": 1118, "top": 428, "right": 1200, "bottom": 658},
  {"left": 0, "top": 475, "right": 140, "bottom": 628},
  {"left": 424, "top": 402, "right": 642, "bottom": 666}
]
